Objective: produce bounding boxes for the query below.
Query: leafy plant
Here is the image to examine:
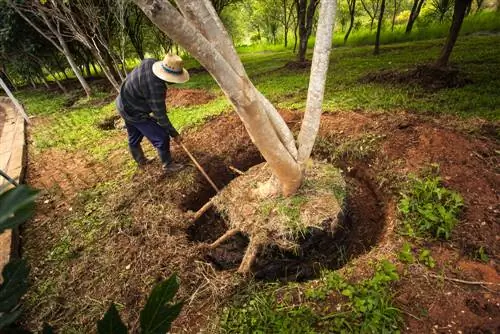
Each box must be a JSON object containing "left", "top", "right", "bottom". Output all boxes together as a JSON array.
[
  {"left": 222, "top": 260, "right": 402, "bottom": 333},
  {"left": 319, "top": 260, "right": 402, "bottom": 333},
  {"left": 398, "top": 175, "right": 464, "bottom": 239},
  {"left": 418, "top": 249, "right": 436, "bottom": 269},
  {"left": 474, "top": 246, "right": 489, "bottom": 263},
  {"left": 97, "top": 274, "right": 183, "bottom": 334},
  {"left": 220, "top": 288, "right": 318, "bottom": 334},
  {"left": 0, "top": 186, "right": 38, "bottom": 330},
  {"left": 398, "top": 242, "right": 415, "bottom": 264}
]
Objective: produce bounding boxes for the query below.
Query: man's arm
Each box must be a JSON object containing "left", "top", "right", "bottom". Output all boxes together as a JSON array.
[{"left": 147, "top": 76, "right": 179, "bottom": 137}]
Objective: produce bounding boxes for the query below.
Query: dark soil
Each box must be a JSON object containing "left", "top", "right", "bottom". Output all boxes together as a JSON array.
[
  {"left": 360, "top": 64, "right": 473, "bottom": 90},
  {"left": 24, "top": 108, "right": 500, "bottom": 333},
  {"left": 284, "top": 60, "right": 312, "bottom": 70}
]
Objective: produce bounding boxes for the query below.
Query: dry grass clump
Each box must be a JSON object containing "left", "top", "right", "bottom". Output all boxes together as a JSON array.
[{"left": 209, "top": 161, "right": 346, "bottom": 273}]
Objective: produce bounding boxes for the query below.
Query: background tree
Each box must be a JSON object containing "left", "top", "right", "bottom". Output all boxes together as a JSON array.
[
  {"left": 431, "top": 0, "right": 454, "bottom": 22},
  {"left": 344, "top": 0, "right": 357, "bottom": 44},
  {"left": 405, "top": 0, "right": 426, "bottom": 33},
  {"left": 390, "top": 0, "right": 403, "bottom": 31},
  {"left": 374, "top": 0, "right": 387, "bottom": 54},
  {"left": 210, "top": 0, "right": 243, "bottom": 14},
  {"left": 360, "top": 0, "right": 381, "bottom": 31},
  {"left": 435, "top": 0, "right": 473, "bottom": 67},
  {"left": 295, "top": 0, "right": 321, "bottom": 62},
  {"left": 279, "top": 0, "right": 296, "bottom": 47},
  {"left": 8, "top": 0, "right": 92, "bottom": 96}
]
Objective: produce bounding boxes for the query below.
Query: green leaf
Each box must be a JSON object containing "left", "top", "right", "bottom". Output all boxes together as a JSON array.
[
  {"left": 140, "top": 274, "right": 184, "bottom": 334},
  {"left": 97, "top": 304, "right": 128, "bottom": 334},
  {"left": 0, "top": 186, "right": 38, "bottom": 233},
  {"left": 0, "top": 259, "right": 29, "bottom": 313}
]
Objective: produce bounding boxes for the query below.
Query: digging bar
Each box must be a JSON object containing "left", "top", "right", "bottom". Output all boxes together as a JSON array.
[{"left": 178, "top": 142, "right": 220, "bottom": 193}]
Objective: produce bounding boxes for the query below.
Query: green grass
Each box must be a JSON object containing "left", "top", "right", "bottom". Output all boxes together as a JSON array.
[
  {"left": 334, "top": 11, "right": 500, "bottom": 47},
  {"left": 220, "top": 260, "right": 402, "bottom": 333}
]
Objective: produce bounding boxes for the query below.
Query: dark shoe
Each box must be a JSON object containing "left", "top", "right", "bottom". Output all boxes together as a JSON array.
[
  {"left": 162, "top": 161, "right": 184, "bottom": 173},
  {"left": 137, "top": 157, "right": 154, "bottom": 169}
]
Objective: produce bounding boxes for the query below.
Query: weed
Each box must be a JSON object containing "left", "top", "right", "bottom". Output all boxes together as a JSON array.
[
  {"left": 314, "top": 133, "right": 384, "bottom": 163},
  {"left": 398, "top": 242, "right": 415, "bottom": 264},
  {"left": 221, "top": 260, "right": 402, "bottom": 333},
  {"left": 418, "top": 249, "right": 436, "bottom": 269},
  {"left": 474, "top": 246, "right": 490, "bottom": 263},
  {"left": 398, "top": 174, "right": 464, "bottom": 239},
  {"left": 220, "top": 285, "right": 318, "bottom": 334}
]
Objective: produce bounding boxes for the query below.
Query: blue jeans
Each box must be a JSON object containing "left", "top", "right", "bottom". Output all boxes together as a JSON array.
[{"left": 125, "top": 119, "right": 172, "bottom": 164}]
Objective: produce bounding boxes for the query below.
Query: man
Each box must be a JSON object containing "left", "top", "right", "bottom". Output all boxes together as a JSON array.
[{"left": 116, "top": 54, "right": 189, "bottom": 173}]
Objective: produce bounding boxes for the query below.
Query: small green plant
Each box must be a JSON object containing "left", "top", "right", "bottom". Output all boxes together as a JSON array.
[
  {"left": 398, "top": 174, "right": 464, "bottom": 239},
  {"left": 319, "top": 260, "right": 402, "bottom": 333},
  {"left": 220, "top": 286, "right": 318, "bottom": 334},
  {"left": 222, "top": 260, "right": 402, "bottom": 333},
  {"left": 418, "top": 249, "right": 436, "bottom": 269},
  {"left": 398, "top": 242, "right": 415, "bottom": 264},
  {"left": 475, "top": 247, "right": 489, "bottom": 263}
]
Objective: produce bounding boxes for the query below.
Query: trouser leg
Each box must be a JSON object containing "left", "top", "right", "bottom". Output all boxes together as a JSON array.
[
  {"left": 131, "top": 119, "right": 172, "bottom": 165},
  {"left": 125, "top": 122, "right": 147, "bottom": 164}
]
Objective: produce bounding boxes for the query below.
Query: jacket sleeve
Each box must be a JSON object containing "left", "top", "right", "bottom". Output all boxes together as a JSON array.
[{"left": 147, "top": 78, "right": 179, "bottom": 137}]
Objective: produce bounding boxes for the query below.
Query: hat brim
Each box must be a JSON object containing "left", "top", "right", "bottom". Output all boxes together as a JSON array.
[{"left": 152, "top": 61, "right": 190, "bottom": 84}]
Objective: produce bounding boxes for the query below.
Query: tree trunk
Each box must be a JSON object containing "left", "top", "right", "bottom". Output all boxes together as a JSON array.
[
  {"left": 344, "top": 0, "right": 356, "bottom": 44},
  {"left": 293, "top": 18, "right": 299, "bottom": 52},
  {"left": 1, "top": 69, "right": 17, "bottom": 91},
  {"left": 0, "top": 77, "right": 30, "bottom": 122},
  {"left": 435, "top": 0, "right": 471, "bottom": 67},
  {"left": 374, "top": 0, "right": 386, "bottom": 55},
  {"left": 137, "top": 0, "right": 313, "bottom": 195},
  {"left": 296, "top": 0, "right": 319, "bottom": 62},
  {"left": 405, "top": 0, "right": 425, "bottom": 33},
  {"left": 284, "top": 27, "right": 289, "bottom": 47},
  {"left": 391, "top": 0, "right": 398, "bottom": 31},
  {"left": 297, "top": 0, "right": 336, "bottom": 165},
  {"left": 10, "top": 4, "right": 92, "bottom": 97}
]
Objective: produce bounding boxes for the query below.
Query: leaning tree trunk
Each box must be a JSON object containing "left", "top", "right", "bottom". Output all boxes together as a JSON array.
[
  {"left": 435, "top": 0, "right": 471, "bottom": 67},
  {"left": 0, "top": 77, "right": 30, "bottom": 122},
  {"left": 405, "top": 0, "right": 425, "bottom": 33},
  {"left": 374, "top": 0, "right": 386, "bottom": 55},
  {"left": 344, "top": 0, "right": 356, "bottom": 44},
  {"left": 135, "top": 0, "right": 336, "bottom": 196}
]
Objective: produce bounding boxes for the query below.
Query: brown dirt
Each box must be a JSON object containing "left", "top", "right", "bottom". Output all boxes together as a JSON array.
[
  {"left": 167, "top": 88, "right": 215, "bottom": 108},
  {"left": 360, "top": 64, "right": 473, "bottom": 90},
  {"left": 22, "top": 109, "right": 500, "bottom": 333}
]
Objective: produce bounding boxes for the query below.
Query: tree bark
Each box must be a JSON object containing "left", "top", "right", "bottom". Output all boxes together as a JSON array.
[
  {"left": 137, "top": 0, "right": 302, "bottom": 195},
  {"left": 435, "top": 0, "right": 471, "bottom": 67},
  {"left": 296, "top": 0, "right": 319, "bottom": 62},
  {"left": 374, "top": 0, "right": 386, "bottom": 55},
  {"left": 11, "top": 4, "right": 92, "bottom": 97},
  {"left": 0, "top": 77, "right": 30, "bottom": 122},
  {"left": 297, "top": 0, "right": 336, "bottom": 166},
  {"left": 405, "top": 0, "right": 425, "bottom": 33},
  {"left": 344, "top": 0, "right": 356, "bottom": 44}
]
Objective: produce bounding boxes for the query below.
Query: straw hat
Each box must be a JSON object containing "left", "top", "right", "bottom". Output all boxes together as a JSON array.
[{"left": 152, "top": 54, "right": 190, "bottom": 83}]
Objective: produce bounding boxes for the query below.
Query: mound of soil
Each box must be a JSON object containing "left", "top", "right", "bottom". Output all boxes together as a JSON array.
[
  {"left": 284, "top": 60, "right": 312, "bottom": 70},
  {"left": 167, "top": 88, "right": 215, "bottom": 107},
  {"left": 360, "top": 64, "right": 473, "bottom": 90}
]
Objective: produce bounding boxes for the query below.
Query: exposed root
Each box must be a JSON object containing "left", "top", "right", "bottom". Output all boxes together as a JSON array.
[
  {"left": 192, "top": 199, "right": 214, "bottom": 222},
  {"left": 208, "top": 229, "right": 240, "bottom": 249},
  {"left": 237, "top": 238, "right": 262, "bottom": 274}
]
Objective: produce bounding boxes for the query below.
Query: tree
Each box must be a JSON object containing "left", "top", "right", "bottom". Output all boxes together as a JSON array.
[
  {"left": 8, "top": 0, "right": 92, "bottom": 97},
  {"left": 295, "top": 0, "right": 321, "bottom": 62},
  {"left": 435, "top": 0, "right": 472, "bottom": 67},
  {"left": 391, "top": 0, "right": 403, "bottom": 31},
  {"left": 374, "top": 0, "right": 386, "bottom": 55},
  {"left": 210, "top": 0, "right": 242, "bottom": 14},
  {"left": 431, "top": 0, "right": 454, "bottom": 22},
  {"left": 360, "top": 0, "right": 381, "bottom": 31},
  {"left": 344, "top": 0, "right": 357, "bottom": 44},
  {"left": 134, "top": 0, "right": 336, "bottom": 197},
  {"left": 279, "top": 0, "right": 296, "bottom": 47},
  {"left": 405, "top": 0, "right": 425, "bottom": 33}
]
